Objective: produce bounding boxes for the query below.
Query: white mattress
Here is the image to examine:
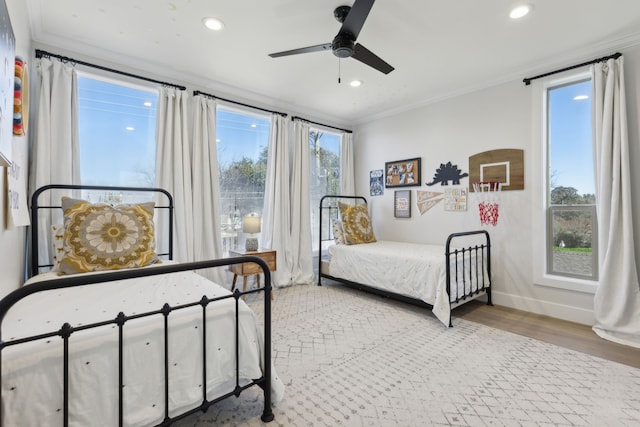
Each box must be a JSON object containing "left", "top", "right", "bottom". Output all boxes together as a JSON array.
[
  {"left": 2, "top": 264, "right": 284, "bottom": 426},
  {"left": 328, "top": 240, "right": 488, "bottom": 326}
]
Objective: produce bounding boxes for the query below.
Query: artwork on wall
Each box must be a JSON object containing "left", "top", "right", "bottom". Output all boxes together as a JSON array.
[
  {"left": 444, "top": 188, "right": 468, "bottom": 211},
  {"left": 394, "top": 190, "right": 411, "bottom": 218},
  {"left": 468, "top": 149, "right": 524, "bottom": 191},
  {"left": 425, "top": 161, "right": 468, "bottom": 186},
  {"left": 0, "top": 0, "right": 14, "bottom": 167},
  {"left": 369, "top": 169, "right": 384, "bottom": 196},
  {"left": 385, "top": 157, "right": 421, "bottom": 188},
  {"left": 416, "top": 190, "right": 443, "bottom": 215}
]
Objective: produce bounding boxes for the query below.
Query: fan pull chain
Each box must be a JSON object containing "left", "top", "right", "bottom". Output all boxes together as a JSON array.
[{"left": 338, "top": 58, "right": 341, "bottom": 84}]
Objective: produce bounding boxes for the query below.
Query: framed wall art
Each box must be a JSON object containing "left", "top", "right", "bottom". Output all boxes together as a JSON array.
[
  {"left": 394, "top": 190, "right": 411, "bottom": 218},
  {"left": 385, "top": 157, "right": 421, "bottom": 188}
]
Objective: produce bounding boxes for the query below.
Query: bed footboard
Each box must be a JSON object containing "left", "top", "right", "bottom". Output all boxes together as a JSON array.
[
  {"left": 445, "top": 230, "right": 493, "bottom": 322},
  {"left": 0, "top": 257, "right": 275, "bottom": 426}
]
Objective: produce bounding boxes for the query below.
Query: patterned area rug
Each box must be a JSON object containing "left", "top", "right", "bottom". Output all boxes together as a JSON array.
[{"left": 175, "top": 283, "right": 640, "bottom": 427}]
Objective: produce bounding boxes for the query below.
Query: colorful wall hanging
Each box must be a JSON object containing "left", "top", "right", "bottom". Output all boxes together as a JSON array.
[{"left": 13, "top": 55, "right": 27, "bottom": 136}]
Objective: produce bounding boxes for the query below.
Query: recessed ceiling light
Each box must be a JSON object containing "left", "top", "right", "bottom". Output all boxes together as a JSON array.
[
  {"left": 202, "top": 17, "right": 224, "bottom": 31},
  {"left": 350, "top": 80, "right": 362, "bottom": 87},
  {"left": 250, "top": 123, "right": 257, "bottom": 128},
  {"left": 509, "top": 4, "right": 532, "bottom": 19},
  {"left": 126, "top": 126, "right": 135, "bottom": 131},
  {"left": 573, "top": 95, "right": 589, "bottom": 101}
]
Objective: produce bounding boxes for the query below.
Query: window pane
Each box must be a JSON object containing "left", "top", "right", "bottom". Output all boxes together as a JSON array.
[
  {"left": 78, "top": 75, "right": 158, "bottom": 188},
  {"left": 548, "top": 79, "right": 594, "bottom": 200},
  {"left": 549, "top": 206, "right": 597, "bottom": 278},
  {"left": 217, "top": 107, "right": 270, "bottom": 254},
  {"left": 309, "top": 130, "right": 341, "bottom": 252},
  {"left": 546, "top": 78, "right": 597, "bottom": 280}
]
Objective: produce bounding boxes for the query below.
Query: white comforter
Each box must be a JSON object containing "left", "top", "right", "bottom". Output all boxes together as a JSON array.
[
  {"left": 328, "top": 241, "right": 487, "bottom": 326},
  {"left": 2, "top": 265, "right": 284, "bottom": 427}
]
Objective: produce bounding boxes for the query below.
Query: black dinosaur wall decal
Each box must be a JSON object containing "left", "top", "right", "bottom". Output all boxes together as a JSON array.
[{"left": 426, "top": 161, "right": 469, "bottom": 186}]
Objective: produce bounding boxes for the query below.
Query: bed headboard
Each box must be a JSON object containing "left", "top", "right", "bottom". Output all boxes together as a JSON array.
[
  {"left": 318, "top": 195, "right": 368, "bottom": 276},
  {"left": 30, "top": 184, "right": 174, "bottom": 277}
]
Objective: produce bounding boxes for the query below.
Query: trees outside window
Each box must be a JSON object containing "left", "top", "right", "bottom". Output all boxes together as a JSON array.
[{"left": 309, "top": 129, "right": 341, "bottom": 252}]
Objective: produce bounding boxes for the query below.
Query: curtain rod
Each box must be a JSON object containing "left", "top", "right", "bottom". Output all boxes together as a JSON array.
[
  {"left": 35, "top": 49, "right": 187, "bottom": 90},
  {"left": 291, "top": 116, "right": 352, "bottom": 134},
  {"left": 193, "top": 90, "right": 287, "bottom": 117},
  {"left": 523, "top": 52, "right": 622, "bottom": 85}
]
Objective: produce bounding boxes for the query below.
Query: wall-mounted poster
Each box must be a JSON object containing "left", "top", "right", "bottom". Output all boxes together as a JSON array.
[
  {"left": 385, "top": 157, "right": 421, "bottom": 188},
  {"left": 0, "top": 0, "right": 15, "bottom": 167},
  {"left": 369, "top": 169, "right": 384, "bottom": 196},
  {"left": 394, "top": 190, "right": 411, "bottom": 218}
]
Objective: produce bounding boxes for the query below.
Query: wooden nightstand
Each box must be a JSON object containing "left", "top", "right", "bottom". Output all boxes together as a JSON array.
[{"left": 228, "top": 248, "right": 276, "bottom": 300}]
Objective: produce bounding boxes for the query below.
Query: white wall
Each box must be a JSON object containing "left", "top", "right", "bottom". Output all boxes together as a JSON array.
[
  {"left": 0, "top": 0, "right": 32, "bottom": 295},
  {"left": 354, "top": 44, "right": 640, "bottom": 325}
]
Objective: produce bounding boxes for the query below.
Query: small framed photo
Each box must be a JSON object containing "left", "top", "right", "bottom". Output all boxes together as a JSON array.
[
  {"left": 385, "top": 157, "right": 421, "bottom": 188},
  {"left": 394, "top": 190, "right": 411, "bottom": 218}
]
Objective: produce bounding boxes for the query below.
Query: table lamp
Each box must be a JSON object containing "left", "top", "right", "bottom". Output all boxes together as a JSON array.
[{"left": 243, "top": 213, "right": 261, "bottom": 251}]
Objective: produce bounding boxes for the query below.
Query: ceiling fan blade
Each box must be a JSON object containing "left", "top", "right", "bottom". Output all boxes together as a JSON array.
[
  {"left": 352, "top": 43, "right": 394, "bottom": 74},
  {"left": 269, "top": 43, "right": 332, "bottom": 58},
  {"left": 339, "top": 0, "right": 375, "bottom": 40}
]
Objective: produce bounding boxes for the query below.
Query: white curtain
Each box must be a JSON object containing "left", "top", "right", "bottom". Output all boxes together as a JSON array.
[
  {"left": 340, "top": 132, "right": 355, "bottom": 196},
  {"left": 262, "top": 114, "right": 293, "bottom": 287},
  {"left": 591, "top": 56, "right": 640, "bottom": 348},
  {"left": 29, "top": 57, "right": 80, "bottom": 270},
  {"left": 289, "top": 119, "right": 315, "bottom": 285},
  {"left": 155, "top": 87, "right": 193, "bottom": 263},
  {"left": 191, "top": 95, "right": 226, "bottom": 284}
]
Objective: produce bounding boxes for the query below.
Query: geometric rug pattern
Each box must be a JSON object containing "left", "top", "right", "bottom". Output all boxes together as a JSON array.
[{"left": 175, "top": 283, "right": 640, "bottom": 427}]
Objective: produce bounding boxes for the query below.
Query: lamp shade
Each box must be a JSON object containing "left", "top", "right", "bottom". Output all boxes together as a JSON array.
[{"left": 243, "top": 213, "right": 261, "bottom": 234}]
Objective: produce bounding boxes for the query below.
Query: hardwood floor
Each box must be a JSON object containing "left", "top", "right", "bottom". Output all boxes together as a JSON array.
[{"left": 454, "top": 300, "right": 640, "bottom": 369}]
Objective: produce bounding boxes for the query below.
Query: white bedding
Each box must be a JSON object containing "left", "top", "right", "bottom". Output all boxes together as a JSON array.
[
  {"left": 2, "top": 265, "right": 284, "bottom": 426},
  {"left": 328, "top": 240, "right": 488, "bottom": 326}
]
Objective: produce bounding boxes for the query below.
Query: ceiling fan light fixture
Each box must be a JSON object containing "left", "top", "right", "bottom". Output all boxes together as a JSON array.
[
  {"left": 202, "top": 17, "right": 224, "bottom": 31},
  {"left": 509, "top": 4, "right": 532, "bottom": 19}
]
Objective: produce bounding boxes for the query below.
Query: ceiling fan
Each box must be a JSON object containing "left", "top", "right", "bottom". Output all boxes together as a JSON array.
[{"left": 268, "top": 0, "right": 394, "bottom": 75}]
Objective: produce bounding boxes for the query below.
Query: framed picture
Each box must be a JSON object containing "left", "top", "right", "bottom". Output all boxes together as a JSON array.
[
  {"left": 394, "top": 190, "right": 411, "bottom": 218},
  {"left": 385, "top": 157, "right": 421, "bottom": 188}
]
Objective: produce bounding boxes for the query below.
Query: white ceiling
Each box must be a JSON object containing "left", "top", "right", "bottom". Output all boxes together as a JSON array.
[{"left": 24, "top": 0, "right": 640, "bottom": 126}]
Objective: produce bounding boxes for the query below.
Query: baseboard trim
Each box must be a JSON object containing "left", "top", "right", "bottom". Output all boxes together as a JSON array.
[{"left": 490, "top": 291, "right": 595, "bottom": 325}]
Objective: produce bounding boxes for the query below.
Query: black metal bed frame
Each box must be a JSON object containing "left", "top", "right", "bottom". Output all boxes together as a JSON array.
[
  {"left": 318, "top": 195, "right": 492, "bottom": 326},
  {"left": 0, "top": 185, "right": 275, "bottom": 426}
]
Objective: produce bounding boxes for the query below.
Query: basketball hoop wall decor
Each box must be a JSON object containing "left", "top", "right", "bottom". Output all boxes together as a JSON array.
[
  {"left": 473, "top": 182, "right": 502, "bottom": 226},
  {"left": 468, "top": 149, "right": 524, "bottom": 191}
]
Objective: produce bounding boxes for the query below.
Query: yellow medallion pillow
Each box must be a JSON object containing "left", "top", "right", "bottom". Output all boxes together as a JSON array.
[
  {"left": 58, "top": 197, "right": 158, "bottom": 274},
  {"left": 338, "top": 202, "right": 376, "bottom": 245}
]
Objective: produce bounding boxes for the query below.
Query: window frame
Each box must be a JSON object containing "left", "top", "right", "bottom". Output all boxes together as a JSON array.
[{"left": 532, "top": 70, "right": 598, "bottom": 294}]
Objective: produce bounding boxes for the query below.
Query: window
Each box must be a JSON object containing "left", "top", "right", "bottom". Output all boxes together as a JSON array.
[
  {"left": 309, "top": 129, "right": 341, "bottom": 252},
  {"left": 545, "top": 76, "right": 597, "bottom": 281},
  {"left": 216, "top": 106, "right": 270, "bottom": 254},
  {"left": 77, "top": 74, "right": 158, "bottom": 187}
]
